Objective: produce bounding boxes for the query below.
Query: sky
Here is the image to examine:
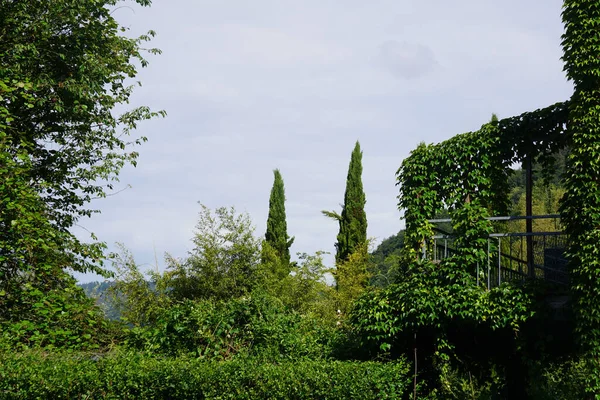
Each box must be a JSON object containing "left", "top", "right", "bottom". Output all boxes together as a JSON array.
[{"left": 74, "top": 0, "right": 573, "bottom": 282}]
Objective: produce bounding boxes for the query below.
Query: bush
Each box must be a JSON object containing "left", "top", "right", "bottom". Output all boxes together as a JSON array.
[
  {"left": 0, "top": 350, "right": 412, "bottom": 399},
  {"left": 125, "top": 292, "right": 338, "bottom": 361},
  {"left": 266, "top": 251, "right": 337, "bottom": 323},
  {"left": 526, "top": 357, "right": 589, "bottom": 400},
  {"left": 0, "top": 280, "right": 123, "bottom": 350}
]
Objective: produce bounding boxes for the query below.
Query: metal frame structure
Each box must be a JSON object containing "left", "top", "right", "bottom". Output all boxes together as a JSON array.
[{"left": 423, "top": 215, "right": 568, "bottom": 289}]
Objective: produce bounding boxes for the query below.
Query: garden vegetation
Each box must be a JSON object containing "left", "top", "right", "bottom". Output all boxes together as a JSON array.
[{"left": 1, "top": 0, "right": 599, "bottom": 399}]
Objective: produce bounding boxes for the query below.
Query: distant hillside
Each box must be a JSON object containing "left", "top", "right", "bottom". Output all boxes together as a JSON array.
[
  {"left": 79, "top": 280, "right": 114, "bottom": 297},
  {"left": 78, "top": 281, "right": 120, "bottom": 320}
]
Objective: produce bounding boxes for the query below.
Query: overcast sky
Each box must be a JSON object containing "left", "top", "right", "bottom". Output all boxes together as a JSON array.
[{"left": 74, "top": 0, "right": 573, "bottom": 282}]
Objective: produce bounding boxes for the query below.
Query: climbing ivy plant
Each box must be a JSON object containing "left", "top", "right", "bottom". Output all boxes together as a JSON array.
[
  {"left": 397, "top": 102, "right": 569, "bottom": 268},
  {"left": 559, "top": 0, "right": 600, "bottom": 394},
  {"left": 347, "top": 103, "right": 570, "bottom": 395},
  {"left": 387, "top": 0, "right": 600, "bottom": 394},
  {"left": 349, "top": 0, "right": 600, "bottom": 396}
]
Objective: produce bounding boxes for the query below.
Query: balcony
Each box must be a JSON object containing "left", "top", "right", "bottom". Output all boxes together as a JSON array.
[{"left": 423, "top": 215, "right": 568, "bottom": 289}]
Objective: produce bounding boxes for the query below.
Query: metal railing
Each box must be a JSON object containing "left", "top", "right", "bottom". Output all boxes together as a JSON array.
[{"left": 423, "top": 215, "right": 568, "bottom": 289}]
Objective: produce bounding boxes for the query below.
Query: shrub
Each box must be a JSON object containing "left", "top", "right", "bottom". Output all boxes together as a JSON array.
[
  {"left": 526, "top": 356, "right": 589, "bottom": 400},
  {"left": 0, "top": 350, "right": 412, "bottom": 399},
  {"left": 0, "top": 280, "right": 122, "bottom": 350},
  {"left": 125, "top": 292, "right": 337, "bottom": 361}
]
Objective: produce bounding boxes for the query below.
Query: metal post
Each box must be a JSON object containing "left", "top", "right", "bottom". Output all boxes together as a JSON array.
[
  {"left": 498, "top": 237, "right": 502, "bottom": 286},
  {"left": 543, "top": 234, "right": 547, "bottom": 278},
  {"left": 509, "top": 236, "right": 513, "bottom": 272},
  {"left": 520, "top": 236, "right": 524, "bottom": 277},
  {"left": 526, "top": 153, "right": 534, "bottom": 278}
]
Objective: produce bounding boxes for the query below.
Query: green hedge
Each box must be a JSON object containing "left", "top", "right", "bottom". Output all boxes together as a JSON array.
[{"left": 0, "top": 351, "right": 411, "bottom": 399}]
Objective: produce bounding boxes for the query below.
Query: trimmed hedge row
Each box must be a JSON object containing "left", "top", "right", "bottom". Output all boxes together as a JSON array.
[{"left": 0, "top": 351, "right": 411, "bottom": 399}]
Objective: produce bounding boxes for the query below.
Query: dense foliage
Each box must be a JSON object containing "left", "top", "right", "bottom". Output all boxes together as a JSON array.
[
  {"left": 3, "top": 0, "right": 600, "bottom": 398},
  {"left": 382, "top": 2, "right": 600, "bottom": 395},
  {"left": 0, "top": 351, "right": 412, "bottom": 400},
  {"left": 0, "top": 0, "right": 163, "bottom": 350},
  {"left": 559, "top": 0, "right": 600, "bottom": 393},
  {"left": 0, "top": 0, "right": 164, "bottom": 281},
  {"left": 124, "top": 292, "right": 337, "bottom": 360},
  {"left": 369, "top": 158, "right": 566, "bottom": 289},
  {"left": 397, "top": 104, "right": 568, "bottom": 264},
  {"left": 0, "top": 277, "right": 120, "bottom": 350}
]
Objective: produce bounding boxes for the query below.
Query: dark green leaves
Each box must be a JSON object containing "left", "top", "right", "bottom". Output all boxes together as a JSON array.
[
  {"left": 0, "top": 0, "right": 163, "bottom": 348},
  {"left": 335, "top": 141, "right": 367, "bottom": 265},
  {"left": 560, "top": 1, "right": 600, "bottom": 393}
]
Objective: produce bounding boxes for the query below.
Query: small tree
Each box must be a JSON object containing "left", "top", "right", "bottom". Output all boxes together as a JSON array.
[
  {"left": 274, "top": 251, "right": 337, "bottom": 323},
  {"left": 263, "top": 169, "right": 294, "bottom": 277},
  {"left": 167, "top": 204, "right": 262, "bottom": 301},
  {"left": 335, "top": 242, "right": 373, "bottom": 314},
  {"left": 107, "top": 243, "right": 171, "bottom": 327}
]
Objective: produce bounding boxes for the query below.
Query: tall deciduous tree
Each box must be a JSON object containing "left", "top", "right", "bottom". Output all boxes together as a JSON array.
[
  {"left": 0, "top": 0, "right": 163, "bottom": 339},
  {"left": 264, "top": 169, "right": 294, "bottom": 272},
  {"left": 0, "top": 0, "right": 163, "bottom": 282}
]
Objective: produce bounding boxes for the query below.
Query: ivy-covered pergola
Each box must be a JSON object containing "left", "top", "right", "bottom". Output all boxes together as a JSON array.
[
  {"left": 396, "top": 0, "right": 600, "bottom": 384},
  {"left": 397, "top": 102, "right": 569, "bottom": 264}
]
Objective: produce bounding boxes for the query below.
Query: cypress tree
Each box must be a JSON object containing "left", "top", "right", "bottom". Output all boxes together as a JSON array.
[
  {"left": 265, "top": 169, "right": 294, "bottom": 269},
  {"left": 334, "top": 141, "right": 368, "bottom": 264}
]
